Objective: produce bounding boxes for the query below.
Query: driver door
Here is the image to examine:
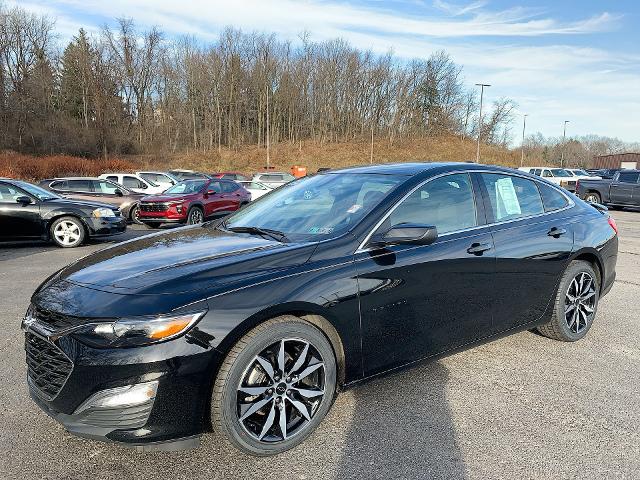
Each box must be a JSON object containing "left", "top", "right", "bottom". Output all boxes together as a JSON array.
[
  {"left": 355, "top": 173, "right": 496, "bottom": 376},
  {"left": 0, "top": 183, "right": 41, "bottom": 239}
]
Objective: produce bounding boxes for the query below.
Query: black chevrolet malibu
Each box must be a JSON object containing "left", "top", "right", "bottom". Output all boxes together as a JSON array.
[{"left": 23, "top": 163, "right": 618, "bottom": 455}]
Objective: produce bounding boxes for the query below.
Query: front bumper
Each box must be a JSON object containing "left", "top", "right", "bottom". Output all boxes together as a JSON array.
[
  {"left": 24, "top": 324, "right": 222, "bottom": 449},
  {"left": 83, "top": 215, "right": 127, "bottom": 237}
]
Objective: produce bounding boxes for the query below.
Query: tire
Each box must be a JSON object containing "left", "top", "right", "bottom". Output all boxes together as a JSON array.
[
  {"left": 537, "top": 260, "right": 600, "bottom": 342},
  {"left": 129, "top": 204, "right": 143, "bottom": 225},
  {"left": 212, "top": 315, "right": 337, "bottom": 456},
  {"left": 584, "top": 192, "right": 601, "bottom": 204},
  {"left": 187, "top": 206, "right": 204, "bottom": 225},
  {"left": 50, "top": 216, "right": 86, "bottom": 248}
]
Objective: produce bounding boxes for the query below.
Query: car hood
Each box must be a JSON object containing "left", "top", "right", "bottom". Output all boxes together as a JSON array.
[
  {"left": 37, "top": 225, "right": 316, "bottom": 296},
  {"left": 141, "top": 194, "right": 192, "bottom": 202}
]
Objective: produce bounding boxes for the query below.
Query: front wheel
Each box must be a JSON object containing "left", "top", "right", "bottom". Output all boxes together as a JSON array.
[
  {"left": 129, "top": 205, "right": 143, "bottom": 225},
  {"left": 50, "top": 216, "right": 85, "bottom": 248},
  {"left": 537, "top": 260, "right": 599, "bottom": 341},
  {"left": 187, "top": 206, "right": 204, "bottom": 225},
  {"left": 211, "top": 316, "right": 337, "bottom": 456}
]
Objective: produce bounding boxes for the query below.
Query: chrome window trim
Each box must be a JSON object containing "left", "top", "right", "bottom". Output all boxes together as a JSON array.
[{"left": 355, "top": 168, "right": 575, "bottom": 253}]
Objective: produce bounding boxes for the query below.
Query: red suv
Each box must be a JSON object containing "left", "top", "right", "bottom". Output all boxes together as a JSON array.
[{"left": 139, "top": 179, "right": 251, "bottom": 227}]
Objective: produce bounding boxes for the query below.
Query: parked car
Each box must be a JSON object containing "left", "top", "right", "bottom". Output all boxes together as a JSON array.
[
  {"left": 586, "top": 168, "right": 620, "bottom": 179},
  {"left": 517, "top": 167, "right": 577, "bottom": 192},
  {"left": 211, "top": 172, "right": 250, "bottom": 181},
  {"left": 0, "top": 179, "right": 125, "bottom": 247},
  {"left": 39, "top": 177, "right": 145, "bottom": 224},
  {"left": 252, "top": 171, "right": 295, "bottom": 188},
  {"left": 564, "top": 168, "right": 601, "bottom": 180},
  {"left": 24, "top": 163, "right": 618, "bottom": 455},
  {"left": 98, "top": 173, "right": 167, "bottom": 195},
  {"left": 168, "top": 169, "right": 212, "bottom": 181},
  {"left": 138, "top": 178, "right": 250, "bottom": 227},
  {"left": 237, "top": 180, "right": 273, "bottom": 200},
  {"left": 576, "top": 169, "right": 640, "bottom": 208},
  {"left": 137, "top": 171, "right": 180, "bottom": 190}
]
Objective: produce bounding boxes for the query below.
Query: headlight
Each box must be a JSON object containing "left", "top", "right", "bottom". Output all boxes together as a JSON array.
[
  {"left": 71, "top": 311, "right": 206, "bottom": 348},
  {"left": 92, "top": 207, "right": 115, "bottom": 218}
]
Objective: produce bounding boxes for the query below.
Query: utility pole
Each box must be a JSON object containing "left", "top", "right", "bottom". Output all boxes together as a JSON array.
[
  {"left": 475, "top": 83, "right": 490, "bottom": 163},
  {"left": 520, "top": 114, "right": 528, "bottom": 167},
  {"left": 560, "top": 120, "right": 569, "bottom": 167}
]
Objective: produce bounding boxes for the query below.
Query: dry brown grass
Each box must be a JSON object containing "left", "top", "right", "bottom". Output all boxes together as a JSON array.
[{"left": 1, "top": 135, "right": 520, "bottom": 180}]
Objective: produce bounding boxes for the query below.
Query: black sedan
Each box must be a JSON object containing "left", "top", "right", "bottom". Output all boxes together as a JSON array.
[
  {"left": 23, "top": 163, "right": 618, "bottom": 455},
  {"left": 0, "top": 179, "right": 126, "bottom": 248}
]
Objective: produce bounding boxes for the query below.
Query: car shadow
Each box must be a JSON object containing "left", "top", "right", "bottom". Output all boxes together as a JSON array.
[{"left": 335, "top": 362, "right": 466, "bottom": 480}]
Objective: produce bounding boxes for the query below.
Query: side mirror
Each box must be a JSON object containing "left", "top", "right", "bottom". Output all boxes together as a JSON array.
[
  {"left": 141, "top": 183, "right": 148, "bottom": 189},
  {"left": 369, "top": 223, "right": 438, "bottom": 247},
  {"left": 16, "top": 196, "right": 33, "bottom": 205},
  {"left": 114, "top": 188, "right": 124, "bottom": 197}
]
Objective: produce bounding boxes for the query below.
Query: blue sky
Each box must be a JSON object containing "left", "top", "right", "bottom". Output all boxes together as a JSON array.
[{"left": 12, "top": 0, "right": 640, "bottom": 143}]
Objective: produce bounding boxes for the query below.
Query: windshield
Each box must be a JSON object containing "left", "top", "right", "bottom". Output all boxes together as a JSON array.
[
  {"left": 223, "top": 173, "right": 405, "bottom": 241},
  {"left": 550, "top": 169, "right": 571, "bottom": 177},
  {"left": 14, "top": 181, "right": 59, "bottom": 200},
  {"left": 164, "top": 180, "right": 207, "bottom": 194},
  {"left": 573, "top": 169, "right": 588, "bottom": 176}
]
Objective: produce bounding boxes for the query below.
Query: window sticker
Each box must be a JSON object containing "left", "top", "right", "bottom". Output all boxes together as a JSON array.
[
  {"left": 346, "top": 204, "right": 362, "bottom": 214},
  {"left": 309, "top": 227, "right": 334, "bottom": 234},
  {"left": 495, "top": 177, "right": 521, "bottom": 219}
]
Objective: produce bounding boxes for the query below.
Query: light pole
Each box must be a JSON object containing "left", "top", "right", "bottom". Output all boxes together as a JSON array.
[
  {"left": 475, "top": 83, "right": 490, "bottom": 163},
  {"left": 560, "top": 120, "right": 569, "bottom": 167},
  {"left": 520, "top": 114, "right": 528, "bottom": 167}
]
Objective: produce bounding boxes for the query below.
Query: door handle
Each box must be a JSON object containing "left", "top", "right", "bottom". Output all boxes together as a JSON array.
[
  {"left": 547, "top": 227, "right": 567, "bottom": 238},
  {"left": 467, "top": 242, "right": 491, "bottom": 255}
]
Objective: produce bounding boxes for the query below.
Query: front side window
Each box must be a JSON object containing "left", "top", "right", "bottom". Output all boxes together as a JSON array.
[
  {"left": 224, "top": 173, "right": 404, "bottom": 241},
  {"left": 106, "top": 176, "right": 118, "bottom": 183},
  {"left": 123, "top": 176, "right": 145, "bottom": 189},
  {"left": 381, "top": 173, "right": 476, "bottom": 235},
  {"left": 11, "top": 181, "right": 58, "bottom": 201},
  {"left": 93, "top": 180, "right": 120, "bottom": 194},
  {"left": 0, "top": 183, "right": 26, "bottom": 202},
  {"left": 550, "top": 168, "right": 571, "bottom": 178},
  {"left": 480, "top": 173, "right": 544, "bottom": 222},
  {"left": 542, "top": 170, "right": 552, "bottom": 178}
]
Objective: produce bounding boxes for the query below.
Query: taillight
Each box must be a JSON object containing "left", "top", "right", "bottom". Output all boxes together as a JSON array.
[{"left": 608, "top": 216, "right": 618, "bottom": 235}]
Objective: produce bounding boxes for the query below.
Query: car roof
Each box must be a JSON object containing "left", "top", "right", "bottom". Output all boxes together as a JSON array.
[
  {"left": 323, "top": 162, "right": 486, "bottom": 176},
  {"left": 42, "top": 177, "right": 103, "bottom": 181}
]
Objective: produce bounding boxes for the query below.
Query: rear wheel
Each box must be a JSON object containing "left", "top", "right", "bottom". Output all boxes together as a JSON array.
[
  {"left": 537, "top": 260, "right": 599, "bottom": 341},
  {"left": 50, "top": 216, "right": 85, "bottom": 248},
  {"left": 187, "top": 206, "right": 204, "bottom": 225},
  {"left": 212, "top": 316, "right": 337, "bottom": 456},
  {"left": 584, "top": 192, "right": 601, "bottom": 204}
]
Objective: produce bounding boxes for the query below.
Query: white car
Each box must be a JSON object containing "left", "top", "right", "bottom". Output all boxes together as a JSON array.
[
  {"left": 98, "top": 173, "right": 167, "bottom": 194},
  {"left": 564, "top": 168, "right": 602, "bottom": 180},
  {"left": 252, "top": 172, "right": 296, "bottom": 188},
  {"left": 238, "top": 180, "right": 273, "bottom": 200},
  {"left": 517, "top": 167, "right": 577, "bottom": 192},
  {"left": 136, "top": 171, "right": 180, "bottom": 190}
]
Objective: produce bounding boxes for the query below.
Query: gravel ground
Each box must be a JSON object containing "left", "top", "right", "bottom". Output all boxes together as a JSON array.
[{"left": 1, "top": 212, "right": 639, "bottom": 480}]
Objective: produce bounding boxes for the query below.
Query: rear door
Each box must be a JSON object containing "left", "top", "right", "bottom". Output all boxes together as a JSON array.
[
  {"left": 357, "top": 172, "right": 497, "bottom": 375},
  {"left": 203, "top": 180, "right": 227, "bottom": 217},
  {"left": 220, "top": 181, "right": 242, "bottom": 211},
  {"left": 477, "top": 173, "right": 575, "bottom": 333},
  {"left": 610, "top": 171, "right": 639, "bottom": 204}
]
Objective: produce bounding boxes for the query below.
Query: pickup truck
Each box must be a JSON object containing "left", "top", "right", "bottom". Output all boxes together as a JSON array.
[{"left": 576, "top": 169, "right": 640, "bottom": 207}]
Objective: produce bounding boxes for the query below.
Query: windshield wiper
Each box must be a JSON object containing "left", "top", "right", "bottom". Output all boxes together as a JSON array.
[{"left": 225, "top": 225, "right": 289, "bottom": 243}]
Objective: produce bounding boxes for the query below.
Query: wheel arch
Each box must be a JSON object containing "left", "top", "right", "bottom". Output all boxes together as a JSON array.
[
  {"left": 213, "top": 302, "right": 347, "bottom": 388},
  {"left": 46, "top": 212, "right": 90, "bottom": 238},
  {"left": 571, "top": 249, "right": 604, "bottom": 291}
]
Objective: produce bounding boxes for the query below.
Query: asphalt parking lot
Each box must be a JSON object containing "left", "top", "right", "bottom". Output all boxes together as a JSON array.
[{"left": 1, "top": 213, "right": 639, "bottom": 480}]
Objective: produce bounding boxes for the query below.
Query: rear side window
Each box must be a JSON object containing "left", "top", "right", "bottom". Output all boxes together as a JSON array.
[
  {"left": 105, "top": 175, "right": 118, "bottom": 183},
  {"left": 386, "top": 173, "right": 477, "bottom": 235},
  {"left": 537, "top": 182, "right": 569, "bottom": 212},
  {"left": 532, "top": 169, "right": 541, "bottom": 176},
  {"left": 221, "top": 181, "right": 238, "bottom": 193},
  {"left": 67, "top": 180, "right": 92, "bottom": 192},
  {"left": 123, "top": 176, "right": 144, "bottom": 189},
  {"left": 618, "top": 172, "right": 640, "bottom": 184},
  {"left": 480, "top": 174, "right": 544, "bottom": 222}
]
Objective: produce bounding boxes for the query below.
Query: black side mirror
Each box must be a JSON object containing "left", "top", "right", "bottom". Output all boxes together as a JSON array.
[
  {"left": 141, "top": 183, "right": 148, "bottom": 189},
  {"left": 114, "top": 188, "right": 124, "bottom": 196},
  {"left": 370, "top": 223, "right": 438, "bottom": 247},
  {"left": 16, "top": 196, "right": 33, "bottom": 205}
]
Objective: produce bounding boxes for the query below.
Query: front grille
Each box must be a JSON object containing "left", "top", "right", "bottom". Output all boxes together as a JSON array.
[
  {"left": 25, "top": 332, "right": 73, "bottom": 400},
  {"left": 140, "top": 203, "right": 169, "bottom": 212}
]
